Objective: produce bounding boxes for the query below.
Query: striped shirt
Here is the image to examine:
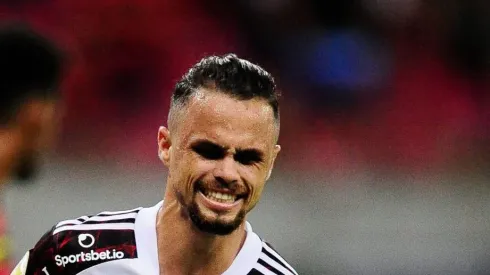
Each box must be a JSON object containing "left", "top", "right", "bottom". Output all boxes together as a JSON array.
[{"left": 11, "top": 201, "right": 298, "bottom": 275}]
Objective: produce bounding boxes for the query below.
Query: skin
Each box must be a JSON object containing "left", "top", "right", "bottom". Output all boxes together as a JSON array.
[
  {"left": 157, "top": 88, "right": 280, "bottom": 275},
  {"left": 0, "top": 99, "right": 58, "bottom": 185}
]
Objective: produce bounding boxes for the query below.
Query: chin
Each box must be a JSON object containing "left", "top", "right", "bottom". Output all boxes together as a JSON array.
[
  {"left": 188, "top": 200, "right": 246, "bottom": 236},
  {"left": 175, "top": 180, "right": 249, "bottom": 235}
]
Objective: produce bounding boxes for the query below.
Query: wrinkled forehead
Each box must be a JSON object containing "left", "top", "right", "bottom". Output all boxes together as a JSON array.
[{"left": 175, "top": 90, "right": 277, "bottom": 149}]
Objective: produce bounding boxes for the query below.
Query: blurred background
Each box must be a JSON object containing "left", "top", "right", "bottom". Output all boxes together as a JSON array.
[{"left": 2, "top": 0, "right": 490, "bottom": 274}]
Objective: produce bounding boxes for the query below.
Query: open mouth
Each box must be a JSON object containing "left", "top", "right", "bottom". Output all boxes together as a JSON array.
[{"left": 197, "top": 186, "right": 247, "bottom": 205}]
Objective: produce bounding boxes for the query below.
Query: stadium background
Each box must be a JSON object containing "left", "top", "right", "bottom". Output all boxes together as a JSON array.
[{"left": 2, "top": 0, "right": 490, "bottom": 274}]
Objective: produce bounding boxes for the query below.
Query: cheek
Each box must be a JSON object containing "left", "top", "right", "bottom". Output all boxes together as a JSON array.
[
  {"left": 250, "top": 185, "right": 264, "bottom": 201},
  {"left": 173, "top": 152, "right": 215, "bottom": 184},
  {"left": 241, "top": 167, "right": 268, "bottom": 200},
  {"left": 168, "top": 148, "right": 190, "bottom": 181},
  {"left": 194, "top": 158, "right": 216, "bottom": 174},
  {"left": 246, "top": 182, "right": 266, "bottom": 212}
]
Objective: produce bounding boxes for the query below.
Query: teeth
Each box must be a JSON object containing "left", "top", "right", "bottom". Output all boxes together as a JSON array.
[{"left": 205, "top": 191, "right": 236, "bottom": 203}]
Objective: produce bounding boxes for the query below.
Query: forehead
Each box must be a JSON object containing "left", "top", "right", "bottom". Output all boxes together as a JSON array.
[{"left": 176, "top": 89, "right": 276, "bottom": 149}]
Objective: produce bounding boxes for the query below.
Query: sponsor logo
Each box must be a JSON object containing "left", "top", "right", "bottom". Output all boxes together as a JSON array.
[
  {"left": 78, "top": 233, "right": 95, "bottom": 248},
  {"left": 55, "top": 249, "right": 124, "bottom": 267}
]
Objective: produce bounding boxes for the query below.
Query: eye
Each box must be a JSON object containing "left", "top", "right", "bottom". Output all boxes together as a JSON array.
[
  {"left": 191, "top": 142, "right": 225, "bottom": 160},
  {"left": 234, "top": 150, "right": 263, "bottom": 165}
]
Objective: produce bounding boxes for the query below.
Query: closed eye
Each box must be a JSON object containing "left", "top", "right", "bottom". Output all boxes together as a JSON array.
[
  {"left": 191, "top": 141, "right": 225, "bottom": 160},
  {"left": 234, "top": 149, "right": 264, "bottom": 165}
]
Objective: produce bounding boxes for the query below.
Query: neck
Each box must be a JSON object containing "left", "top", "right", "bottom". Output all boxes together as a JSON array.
[{"left": 156, "top": 190, "right": 247, "bottom": 275}]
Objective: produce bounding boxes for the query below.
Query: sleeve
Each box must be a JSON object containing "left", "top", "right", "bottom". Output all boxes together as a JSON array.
[{"left": 10, "top": 226, "right": 60, "bottom": 275}]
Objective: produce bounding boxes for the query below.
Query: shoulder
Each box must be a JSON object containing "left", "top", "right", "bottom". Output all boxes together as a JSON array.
[
  {"left": 253, "top": 239, "right": 299, "bottom": 275},
  {"left": 18, "top": 206, "right": 143, "bottom": 275}
]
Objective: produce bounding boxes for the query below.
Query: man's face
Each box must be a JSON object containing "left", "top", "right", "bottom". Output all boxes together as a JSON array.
[
  {"left": 12, "top": 100, "right": 59, "bottom": 181},
  {"left": 158, "top": 90, "right": 280, "bottom": 235}
]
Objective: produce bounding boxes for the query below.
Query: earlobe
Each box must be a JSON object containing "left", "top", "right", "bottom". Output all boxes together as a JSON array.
[
  {"left": 158, "top": 150, "right": 165, "bottom": 161},
  {"left": 157, "top": 126, "right": 171, "bottom": 166},
  {"left": 274, "top": 144, "right": 281, "bottom": 155}
]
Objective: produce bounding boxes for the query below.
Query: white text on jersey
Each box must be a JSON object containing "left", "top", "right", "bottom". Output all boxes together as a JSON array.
[{"left": 54, "top": 249, "right": 124, "bottom": 267}]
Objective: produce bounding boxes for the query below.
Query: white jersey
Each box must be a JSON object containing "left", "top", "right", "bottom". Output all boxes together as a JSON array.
[{"left": 11, "top": 201, "right": 298, "bottom": 275}]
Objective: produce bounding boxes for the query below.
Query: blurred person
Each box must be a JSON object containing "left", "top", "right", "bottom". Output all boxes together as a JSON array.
[
  {"left": 0, "top": 23, "right": 64, "bottom": 184},
  {"left": 12, "top": 54, "right": 298, "bottom": 275},
  {"left": 0, "top": 23, "right": 63, "bottom": 275}
]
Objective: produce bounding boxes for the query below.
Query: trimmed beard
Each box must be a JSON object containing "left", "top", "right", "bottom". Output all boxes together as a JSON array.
[{"left": 187, "top": 198, "right": 246, "bottom": 235}]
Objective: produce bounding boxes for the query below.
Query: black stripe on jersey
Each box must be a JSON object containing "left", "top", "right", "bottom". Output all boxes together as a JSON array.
[
  {"left": 262, "top": 246, "right": 296, "bottom": 275},
  {"left": 54, "top": 216, "right": 137, "bottom": 229},
  {"left": 82, "top": 218, "right": 136, "bottom": 224},
  {"left": 55, "top": 217, "right": 92, "bottom": 227},
  {"left": 248, "top": 268, "right": 266, "bottom": 275},
  {"left": 96, "top": 208, "right": 141, "bottom": 216},
  {"left": 258, "top": 258, "right": 282, "bottom": 274},
  {"left": 264, "top": 241, "right": 279, "bottom": 253},
  {"left": 54, "top": 216, "right": 90, "bottom": 229},
  {"left": 54, "top": 208, "right": 141, "bottom": 228}
]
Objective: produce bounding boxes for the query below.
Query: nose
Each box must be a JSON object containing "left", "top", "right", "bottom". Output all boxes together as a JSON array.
[{"left": 213, "top": 156, "right": 240, "bottom": 186}]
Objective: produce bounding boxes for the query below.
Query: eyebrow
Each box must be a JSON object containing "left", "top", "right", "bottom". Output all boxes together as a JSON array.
[
  {"left": 190, "top": 139, "right": 264, "bottom": 158},
  {"left": 190, "top": 139, "right": 224, "bottom": 150}
]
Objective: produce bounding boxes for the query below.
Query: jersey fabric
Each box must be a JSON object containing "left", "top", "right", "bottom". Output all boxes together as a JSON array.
[
  {"left": 0, "top": 208, "right": 13, "bottom": 275},
  {"left": 11, "top": 201, "right": 298, "bottom": 275}
]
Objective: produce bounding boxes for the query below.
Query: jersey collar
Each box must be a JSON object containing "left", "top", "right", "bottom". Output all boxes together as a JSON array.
[{"left": 134, "top": 201, "right": 262, "bottom": 274}]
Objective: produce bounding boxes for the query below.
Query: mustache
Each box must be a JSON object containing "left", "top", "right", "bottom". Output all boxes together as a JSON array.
[{"left": 194, "top": 180, "right": 248, "bottom": 196}]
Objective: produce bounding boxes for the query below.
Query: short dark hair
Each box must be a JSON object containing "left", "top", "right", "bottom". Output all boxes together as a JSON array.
[
  {"left": 0, "top": 23, "right": 64, "bottom": 125},
  {"left": 171, "top": 54, "right": 279, "bottom": 121}
]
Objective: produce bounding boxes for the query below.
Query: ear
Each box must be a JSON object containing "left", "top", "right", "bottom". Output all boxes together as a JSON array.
[
  {"left": 157, "top": 126, "right": 171, "bottom": 167},
  {"left": 266, "top": 144, "right": 281, "bottom": 181}
]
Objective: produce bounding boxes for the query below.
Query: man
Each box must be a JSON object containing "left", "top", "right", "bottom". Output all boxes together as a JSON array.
[
  {"left": 12, "top": 54, "right": 298, "bottom": 275},
  {"left": 0, "top": 23, "right": 64, "bottom": 185},
  {"left": 0, "top": 23, "right": 64, "bottom": 275}
]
